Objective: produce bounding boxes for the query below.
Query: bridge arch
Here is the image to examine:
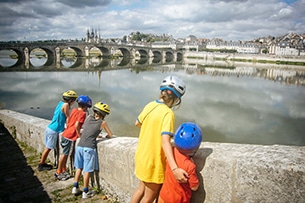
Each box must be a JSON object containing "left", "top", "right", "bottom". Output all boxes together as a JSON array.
[
  {"left": 152, "top": 50, "right": 162, "bottom": 58},
  {"left": 10, "top": 48, "right": 24, "bottom": 67},
  {"left": 117, "top": 48, "right": 131, "bottom": 58},
  {"left": 137, "top": 49, "right": 148, "bottom": 58},
  {"left": 95, "top": 46, "right": 111, "bottom": 57},
  {"left": 31, "top": 47, "right": 55, "bottom": 66},
  {"left": 68, "top": 46, "right": 84, "bottom": 57},
  {"left": 177, "top": 52, "right": 183, "bottom": 61},
  {"left": 165, "top": 51, "right": 174, "bottom": 62}
]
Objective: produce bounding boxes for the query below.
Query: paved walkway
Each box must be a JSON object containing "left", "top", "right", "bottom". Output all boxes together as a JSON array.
[{"left": 0, "top": 123, "right": 113, "bottom": 203}]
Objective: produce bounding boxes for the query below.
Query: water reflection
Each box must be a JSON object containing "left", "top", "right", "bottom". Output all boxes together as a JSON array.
[{"left": 0, "top": 57, "right": 305, "bottom": 146}]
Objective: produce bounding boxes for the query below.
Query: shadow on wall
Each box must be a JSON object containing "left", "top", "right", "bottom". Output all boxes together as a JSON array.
[
  {"left": 191, "top": 147, "right": 213, "bottom": 202},
  {"left": 0, "top": 123, "right": 52, "bottom": 202}
]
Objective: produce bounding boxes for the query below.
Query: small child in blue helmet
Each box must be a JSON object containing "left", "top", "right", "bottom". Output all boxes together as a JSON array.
[
  {"left": 158, "top": 122, "right": 202, "bottom": 203},
  {"left": 55, "top": 95, "right": 92, "bottom": 181}
]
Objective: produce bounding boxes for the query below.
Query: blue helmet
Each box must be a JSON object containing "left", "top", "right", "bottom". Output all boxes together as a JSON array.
[
  {"left": 174, "top": 122, "right": 202, "bottom": 156},
  {"left": 76, "top": 95, "right": 92, "bottom": 108}
]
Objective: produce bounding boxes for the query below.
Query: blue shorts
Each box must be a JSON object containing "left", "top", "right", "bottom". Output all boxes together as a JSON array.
[
  {"left": 45, "top": 127, "right": 59, "bottom": 149},
  {"left": 74, "top": 146, "right": 99, "bottom": 172},
  {"left": 61, "top": 136, "right": 73, "bottom": 155}
]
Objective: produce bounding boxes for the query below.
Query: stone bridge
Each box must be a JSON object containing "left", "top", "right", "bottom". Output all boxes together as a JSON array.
[{"left": 0, "top": 41, "right": 183, "bottom": 69}]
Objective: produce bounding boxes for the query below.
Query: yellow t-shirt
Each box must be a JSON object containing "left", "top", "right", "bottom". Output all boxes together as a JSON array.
[{"left": 135, "top": 100, "right": 175, "bottom": 184}]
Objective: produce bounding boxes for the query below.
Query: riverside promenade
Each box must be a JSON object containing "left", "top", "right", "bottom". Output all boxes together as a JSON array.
[
  {"left": 0, "top": 122, "right": 114, "bottom": 203},
  {"left": 1, "top": 109, "right": 305, "bottom": 203}
]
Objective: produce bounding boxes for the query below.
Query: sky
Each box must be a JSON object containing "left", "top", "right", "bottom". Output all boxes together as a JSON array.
[{"left": 0, "top": 0, "right": 304, "bottom": 42}]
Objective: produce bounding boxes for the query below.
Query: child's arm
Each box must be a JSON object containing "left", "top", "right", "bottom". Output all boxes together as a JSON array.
[
  {"left": 191, "top": 184, "right": 199, "bottom": 191},
  {"left": 62, "top": 103, "right": 70, "bottom": 126},
  {"left": 162, "top": 134, "right": 189, "bottom": 183},
  {"left": 190, "top": 164, "right": 199, "bottom": 191},
  {"left": 135, "top": 119, "right": 142, "bottom": 128},
  {"left": 75, "top": 121, "right": 82, "bottom": 138},
  {"left": 101, "top": 121, "right": 113, "bottom": 138}
]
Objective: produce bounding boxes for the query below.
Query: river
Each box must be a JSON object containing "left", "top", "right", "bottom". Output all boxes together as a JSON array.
[{"left": 1, "top": 54, "right": 305, "bottom": 146}]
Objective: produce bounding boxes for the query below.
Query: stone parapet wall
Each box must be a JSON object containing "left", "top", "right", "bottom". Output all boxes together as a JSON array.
[{"left": 0, "top": 109, "right": 304, "bottom": 203}]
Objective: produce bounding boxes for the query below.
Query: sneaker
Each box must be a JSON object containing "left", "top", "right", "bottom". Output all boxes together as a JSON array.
[
  {"left": 82, "top": 190, "right": 96, "bottom": 198},
  {"left": 38, "top": 163, "right": 53, "bottom": 171},
  {"left": 62, "top": 171, "right": 70, "bottom": 179},
  {"left": 72, "top": 187, "right": 81, "bottom": 195},
  {"left": 54, "top": 172, "right": 69, "bottom": 181}
]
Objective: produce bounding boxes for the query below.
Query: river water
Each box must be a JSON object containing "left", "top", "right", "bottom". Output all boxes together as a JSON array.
[{"left": 1, "top": 55, "right": 305, "bottom": 146}]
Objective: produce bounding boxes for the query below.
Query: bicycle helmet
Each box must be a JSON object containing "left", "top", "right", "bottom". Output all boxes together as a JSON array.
[
  {"left": 93, "top": 102, "right": 110, "bottom": 115},
  {"left": 174, "top": 122, "right": 202, "bottom": 156},
  {"left": 160, "top": 75, "right": 186, "bottom": 98},
  {"left": 62, "top": 90, "right": 78, "bottom": 100},
  {"left": 76, "top": 95, "right": 92, "bottom": 108}
]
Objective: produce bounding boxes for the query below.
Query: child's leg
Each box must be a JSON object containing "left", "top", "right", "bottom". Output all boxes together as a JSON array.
[
  {"left": 40, "top": 148, "right": 51, "bottom": 164},
  {"left": 59, "top": 137, "right": 72, "bottom": 173},
  {"left": 141, "top": 182, "right": 162, "bottom": 203},
  {"left": 56, "top": 154, "right": 66, "bottom": 174},
  {"left": 130, "top": 181, "right": 145, "bottom": 203},
  {"left": 40, "top": 127, "right": 58, "bottom": 165},
  {"left": 62, "top": 155, "right": 68, "bottom": 172},
  {"left": 83, "top": 171, "right": 90, "bottom": 191},
  {"left": 74, "top": 169, "right": 82, "bottom": 183},
  {"left": 72, "top": 147, "right": 83, "bottom": 194}
]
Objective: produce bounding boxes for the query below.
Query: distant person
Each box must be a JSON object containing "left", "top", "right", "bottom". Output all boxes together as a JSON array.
[
  {"left": 55, "top": 95, "right": 92, "bottom": 181},
  {"left": 130, "top": 75, "right": 188, "bottom": 203},
  {"left": 72, "top": 102, "right": 113, "bottom": 198},
  {"left": 158, "top": 122, "right": 202, "bottom": 203},
  {"left": 37, "top": 90, "right": 78, "bottom": 171}
]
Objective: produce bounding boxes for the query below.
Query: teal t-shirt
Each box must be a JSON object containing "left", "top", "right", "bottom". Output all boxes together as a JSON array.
[{"left": 48, "top": 101, "right": 67, "bottom": 132}]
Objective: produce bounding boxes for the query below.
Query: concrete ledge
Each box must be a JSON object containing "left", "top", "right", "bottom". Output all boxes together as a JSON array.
[{"left": 1, "top": 109, "right": 304, "bottom": 203}]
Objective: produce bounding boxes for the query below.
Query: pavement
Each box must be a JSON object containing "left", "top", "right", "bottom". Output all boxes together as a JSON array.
[{"left": 0, "top": 123, "right": 115, "bottom": 203}]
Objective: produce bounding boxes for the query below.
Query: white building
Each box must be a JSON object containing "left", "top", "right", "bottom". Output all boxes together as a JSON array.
[
  {"left": 275, "top": 46, "right": 299, "bottom": 56},
  {"left": 206, "top": 41, "right": 260, "bottom": 54}
]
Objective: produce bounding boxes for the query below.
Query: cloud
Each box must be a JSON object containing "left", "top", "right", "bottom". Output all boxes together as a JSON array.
[
  {"left": 0, "top": 0, "right": 304, "bottom": 41},
  {"left": 57, "top": 0, "right": 111, "bottom": 8}
]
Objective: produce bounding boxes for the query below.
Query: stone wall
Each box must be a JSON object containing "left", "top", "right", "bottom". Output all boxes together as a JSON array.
[{"left": 0, "top": 109, "right": 304, "bottom": 203}]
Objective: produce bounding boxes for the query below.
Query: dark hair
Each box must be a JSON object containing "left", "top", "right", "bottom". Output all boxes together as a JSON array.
[
  {"left": 94, "top": 110, "right": 106, "bottom": 119},
  {"left": 78, "top": 102, "right": 88, "bottom": 108},
  {"left": 160, "top": 90, "right": 181, "bottom": 107},
  {"left": 63, "top": 97, "right": 76, "bottom": 103}
]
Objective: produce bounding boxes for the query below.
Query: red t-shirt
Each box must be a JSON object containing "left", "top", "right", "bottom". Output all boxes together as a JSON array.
[
  {"left": 159, "top": 147, "right": 199, "bottom": 203},
  {"left": 62, "top": 108, "right": 86, "bottom": 141}
]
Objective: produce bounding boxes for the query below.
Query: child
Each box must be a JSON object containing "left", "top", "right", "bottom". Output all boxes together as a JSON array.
[
  {"left": 55, "top": 95, "right": 92, "bottom": 181},
  {"left": 130, "top": 75, "right": 189, "bottom": 203},
  {"left": 38, "top": 90, "right": 78, "bottom": 171},
  {"left": 71, "top": 101, "right": 113, "bottom": 198},
  {"left": 158, "top": 122, "right": 202, "bottom": 203}
]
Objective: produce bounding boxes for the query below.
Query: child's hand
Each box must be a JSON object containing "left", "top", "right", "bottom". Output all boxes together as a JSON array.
[{"left": 172, "top": 168, "right": 189, "bottom": 183}]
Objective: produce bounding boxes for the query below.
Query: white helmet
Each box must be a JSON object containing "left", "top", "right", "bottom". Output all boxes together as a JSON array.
[{"left": 160, "top": 75, "right": 186, "bottom": 98}]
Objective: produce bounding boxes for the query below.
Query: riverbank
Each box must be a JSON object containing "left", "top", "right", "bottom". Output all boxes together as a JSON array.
[{"left": 184, "top": 51, "right": 305, "bottom": 66}]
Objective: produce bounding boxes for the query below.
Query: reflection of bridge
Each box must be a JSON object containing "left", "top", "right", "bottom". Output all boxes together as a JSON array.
[
  {"left": 0, "top": 55, "right": 181, "bottom": 70},
  {"left": 0, "top": 42, "right": 184, "bottom": 69}
]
